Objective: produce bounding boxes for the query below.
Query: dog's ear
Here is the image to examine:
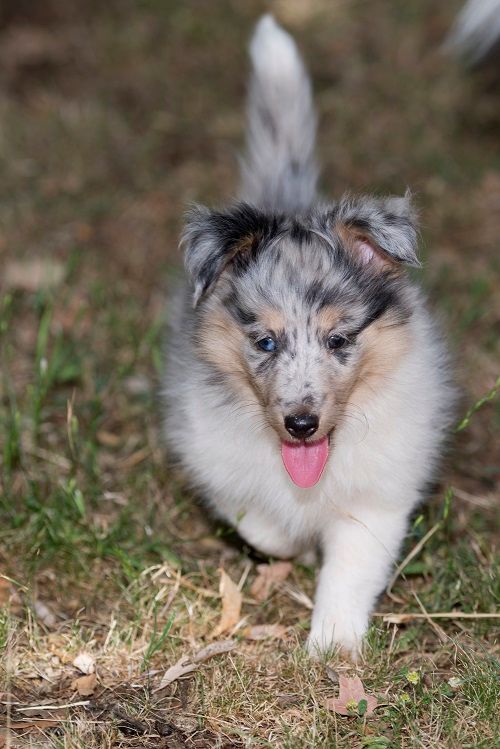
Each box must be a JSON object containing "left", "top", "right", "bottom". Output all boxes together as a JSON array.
[
  {"left": 333, "top": 192, "right": 420, "bottom": 270},
  {"left": 182, "top": 203, "right": 274, "bottom": 306}
]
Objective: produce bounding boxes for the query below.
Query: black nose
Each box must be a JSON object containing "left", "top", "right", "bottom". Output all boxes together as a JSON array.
[{"left": 284, "top": 412, "right": 319, "bottom": 439}]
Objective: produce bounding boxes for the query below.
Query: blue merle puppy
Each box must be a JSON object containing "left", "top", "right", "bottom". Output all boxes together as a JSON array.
[{"left": 163, "top": 15, "right": 455, "bottom": 658}]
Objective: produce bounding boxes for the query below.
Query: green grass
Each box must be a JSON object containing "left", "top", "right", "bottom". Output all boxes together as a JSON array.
[{"left": 0, "top": 1, "right": 499, "bottom": 747}]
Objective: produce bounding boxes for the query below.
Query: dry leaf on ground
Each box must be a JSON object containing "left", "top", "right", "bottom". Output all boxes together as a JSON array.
[
  {"left": 73, "top": 652, "right": 95, "bottom": 674},
  {"left": 72, "top": 673, "right": 97, "bottom": 696},
  {"left": 33, "top": 599, "right": 57, "bottom": 628},
  {"left": 155, "top": 639, "right": 236, "bottom": 691},
  {"left": 325, "top": 665, "right": 339, "bottom": 684},
  {"left": 325, "top": 675, "right": 378, "bottom": 717},
  {"left": 244, "top": 624, "right": 288, "bottom": 641},
  {"left": 210, "top": 569, "right": 242, "bottom": 638},
  {"left": 250, "top": 561, "right": 293, "bottom": 602},
  {"left": 4, "top": 259, "right": 65, "bottom": 292}
]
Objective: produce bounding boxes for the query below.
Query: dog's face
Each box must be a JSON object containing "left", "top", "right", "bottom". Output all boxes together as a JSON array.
[{"left": 182, "top": 198, "right": 418, "bottom": 484}]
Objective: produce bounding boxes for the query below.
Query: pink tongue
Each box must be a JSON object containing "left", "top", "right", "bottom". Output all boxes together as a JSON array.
[{"left": 281, "top": 437, "right": 329, "bottom": 488}]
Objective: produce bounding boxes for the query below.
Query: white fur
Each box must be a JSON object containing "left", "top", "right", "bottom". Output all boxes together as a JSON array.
[
  {"left": 166, "top": 304, "right": 452, "bottom": 657},
  {"left": 445, "top": 0, "right": 500, "bottom": 63},
  {"left": 240, "top": 14, "right": 317, "bottom": 212}
]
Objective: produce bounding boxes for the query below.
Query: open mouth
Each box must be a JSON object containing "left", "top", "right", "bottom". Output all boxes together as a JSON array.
[{"left": 281, "top": 434, "right": 331, "bottom": 489}]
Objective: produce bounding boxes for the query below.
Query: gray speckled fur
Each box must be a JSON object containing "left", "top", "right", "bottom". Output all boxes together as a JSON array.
[{"left": 162, "top": 15, "right": 455, "bottom": 657}]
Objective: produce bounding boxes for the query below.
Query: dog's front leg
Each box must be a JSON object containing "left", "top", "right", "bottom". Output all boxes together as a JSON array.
[
  {"left": 307, "top": 504, "right": 410, "bottom": 659},
  {"left": 237, "top": 509, "right": 306, "bottom": 560}
]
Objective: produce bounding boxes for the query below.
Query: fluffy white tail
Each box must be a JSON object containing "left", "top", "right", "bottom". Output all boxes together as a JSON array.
[
  {"left": 239, "top": 15, "right": 318, "bottom": 213},
  {"left": 445, "top": 0, "right": 500, "bottom": 64}
]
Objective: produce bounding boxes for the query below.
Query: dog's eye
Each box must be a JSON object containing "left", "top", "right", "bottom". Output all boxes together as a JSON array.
[
  {"left": 256, "top": 336, "right": 277, "bottom": 352},
  {"left": 327, "top": 334, "right": 348, "bottom": 351}
]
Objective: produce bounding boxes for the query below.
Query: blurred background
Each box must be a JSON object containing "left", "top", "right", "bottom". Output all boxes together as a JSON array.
[
  {"left": 1, "top": 0, "right": 498, "bottom": 477},
  {"left": 0, "top": 1, "right": 498, "bottom": 745}
]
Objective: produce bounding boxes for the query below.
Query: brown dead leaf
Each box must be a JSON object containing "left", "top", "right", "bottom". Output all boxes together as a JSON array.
[
  {"left": 325, "top": 665, "right": 339, "bottom": 684},
  {"left": 325, "top": 675, "right": 378, "bottom": 717},
  {"left": 210, "top": 569, "right": 242, "bottom": 638},
  {"left": 72, "top": 672, "right": 97, "bottom": 696},
  {"left": 154, "top": 639, "right": 236, "bottom": 691},
  {"left": 250, "top": 561, "right": 293, "bottom": 602},
  {"left": 244, "top": 624, "right": 288, "bottom": 641},
  {"left": 4, "top": 258, "right": 65, "bottom": 292}
]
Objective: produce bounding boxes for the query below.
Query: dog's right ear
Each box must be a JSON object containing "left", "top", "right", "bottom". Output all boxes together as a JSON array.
[{"left": 182, "top": 203, "right": 275, "bottom": 306}]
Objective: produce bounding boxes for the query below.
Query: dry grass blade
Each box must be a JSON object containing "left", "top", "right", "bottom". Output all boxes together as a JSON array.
[
  {"left": 280, "top": 582, "right": 314, "bottom": 610},
  {"left": 413, "top": 591, "right": 448, "bottom": 642},
  {"left": 378, "top": 611, "right": 500, "bottom": 624},
  {"left": 4, "top": 719, "right": 61, "bottom": 730},
  {"left": 16, "top": 702, "right": 90, "bottom": 712},
  {"left": 386, "top": 522, "right": 441, "bottom": 595}
]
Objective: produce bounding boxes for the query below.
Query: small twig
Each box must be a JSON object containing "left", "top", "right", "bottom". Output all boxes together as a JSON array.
[
  {"left": 118, "top": 446, "right": 150, "bottom": 468},
  {"left": 386, "top": 522, "right": 441, "bottom": 595},
  {"left": 176, "top": 577, "right": 218, "bottom": 599},
  {"left": 177, "top": 575, "right": 255, "bottom": 605},
  {"left": 280, "top": 582, "right": 314, "bottom": 610},
  {"left": 453, "top": 487, "right": 495, "bottom": 510},
  {"left": 375, "top": 611, "right": 500, "bottom": 623},
  {"left": 23, "top": 446, "right": 71, "bottom": 471},
  {"left": 237, "top": 561, "right": 253, "bottom": 592},
  {"left": 388, "top": 623, "right": 398, "bottom": 656}
]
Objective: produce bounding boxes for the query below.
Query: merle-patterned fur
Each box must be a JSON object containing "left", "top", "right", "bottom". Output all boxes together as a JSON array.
[{"left": 163, "top": 15, "right": 455, "bottom": 659}]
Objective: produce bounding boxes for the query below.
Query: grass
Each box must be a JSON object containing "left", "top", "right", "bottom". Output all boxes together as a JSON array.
[{"left": 0, "top": 0, "right": 499, "bottom": 747}]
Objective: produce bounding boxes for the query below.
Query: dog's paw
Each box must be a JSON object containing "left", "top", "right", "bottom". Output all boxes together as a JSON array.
[{"left": 306, "top": 612, "right": 367, "bottom": 661}]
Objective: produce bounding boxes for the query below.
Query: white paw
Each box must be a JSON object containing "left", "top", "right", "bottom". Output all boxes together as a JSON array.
[{"left": 306, "top": 611, "right": 367, "bottom": 661}]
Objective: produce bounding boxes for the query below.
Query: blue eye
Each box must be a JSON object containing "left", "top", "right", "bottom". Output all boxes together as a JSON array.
[{"left": 256, "top": 336, "right": 277, "bottom": 352}]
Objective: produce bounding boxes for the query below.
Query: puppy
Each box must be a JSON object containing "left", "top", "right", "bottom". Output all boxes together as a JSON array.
[{"left": 164, "top": 16, "right": 455, "bottom": 658}]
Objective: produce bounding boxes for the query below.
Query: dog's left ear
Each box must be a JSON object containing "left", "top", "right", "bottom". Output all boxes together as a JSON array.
[
  {"left": 181, "top": 203, "right": 273, "bottom": 306},
  {"left": 333, "top": 192, "right": 420, "bottom": 270}
]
